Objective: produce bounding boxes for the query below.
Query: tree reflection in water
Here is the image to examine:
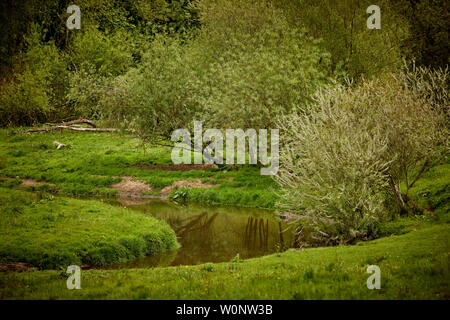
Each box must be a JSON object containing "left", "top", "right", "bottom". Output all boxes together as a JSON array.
[{"left": 104, "top": 201, "right": 294, "bottom": 269}]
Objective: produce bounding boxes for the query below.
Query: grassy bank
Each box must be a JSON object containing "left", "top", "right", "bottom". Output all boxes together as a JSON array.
[
  {"left": 0, "top": 188, "right": 178, "bottom": 269},
  {"left": 406, "top": 163, "right": 450, "bottom": 217},
  {"left": 0, "top": 221, "right": 448, "bottom": 299},
  {"left": 0, "top": 129, "right": 278, "bottom": 209}
]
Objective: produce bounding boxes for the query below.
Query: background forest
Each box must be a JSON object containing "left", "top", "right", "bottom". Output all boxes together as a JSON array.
[{"left": 0, "top": 0, "right": 448, "bottom": 129}]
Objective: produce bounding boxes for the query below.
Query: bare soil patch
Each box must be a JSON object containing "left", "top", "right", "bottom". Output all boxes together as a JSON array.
[
  {"left": 0, "top": 262, "right": 34, "bottom": 272},
  {"left": 20, "top": 179, "right": 51, "bottom": 187},
  {"left": 110, "top": 176, "right": 153, "bottom": 198},
  {"left": 109, "top": 176, "right": 218, "bottom": 201},
  {"left": 1, "top": 176, "right": 53, "bottom": 188}
]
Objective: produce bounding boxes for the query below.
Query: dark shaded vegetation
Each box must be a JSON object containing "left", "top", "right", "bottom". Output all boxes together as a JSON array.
[{"left": 0, "top": 0, "right": 448, "bottom": 128}]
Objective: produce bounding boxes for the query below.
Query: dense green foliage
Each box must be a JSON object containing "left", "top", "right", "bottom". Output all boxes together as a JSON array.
[
  {"left": 274, "top": 0, "right": 410, "bottom": 78},
  {"left": 0, "top": 25, "right": 69, "bottom": 126},
  {"left": 80, "top": 1, "right": 334, "bottom": 139},
  {"left": 1, "top": 0, "right": 448, "bottom": 128},
  {"left": 0, "top": 0, "right": 198, "bottom": 126},
  {"left": 400, "top": 0, "right": 450, "bottom": 68},
  {"left": 0, "top": 188, "right": 178, "bottom": 269}
]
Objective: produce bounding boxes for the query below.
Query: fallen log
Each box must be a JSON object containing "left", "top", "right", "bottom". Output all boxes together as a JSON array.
[
  {"left": 62, "top": 119, "right": 97, "bottom": 127},
  {"left": 44, "top": 119, "right": 97, "bottom": 127},
  {"left": 23, "top": 126, "right": 118, "bottom": 133}
]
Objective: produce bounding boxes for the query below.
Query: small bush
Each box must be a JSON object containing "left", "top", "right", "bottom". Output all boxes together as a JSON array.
[{"left": 0, "top": 24, "right": 69, "bottom": 126}]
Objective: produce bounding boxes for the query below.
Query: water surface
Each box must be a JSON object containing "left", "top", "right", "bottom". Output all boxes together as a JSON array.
[{"left": 106, "top": 200, "right": 295, "bottom": 268}]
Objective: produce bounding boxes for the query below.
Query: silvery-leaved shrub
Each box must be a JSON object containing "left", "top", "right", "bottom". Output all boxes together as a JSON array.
[{"left": 276, "top": 66, "right": 448, "bottom": 246}]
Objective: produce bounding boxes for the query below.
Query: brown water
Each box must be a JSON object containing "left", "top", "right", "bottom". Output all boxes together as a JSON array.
[{"left": 106, "top": 200, "right": 295, "bottom": 268}]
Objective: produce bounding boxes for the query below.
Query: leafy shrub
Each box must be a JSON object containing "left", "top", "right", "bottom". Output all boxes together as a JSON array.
[
  {"left": 0, "top": 24, "right": 69, "bottom": 126},
  {"left": 273, "top": 0, "right": 411, "bottom": 78},
  {"left": 195, "top": 0, "right": 332, "bottom": 129},
  {"left": 398, "top": 63, "right": 450, "bottom": 125},
  {"left": 276, "top": 67, "right": 448, "bottom": 245},
  {"left": 99, "top": 35, "right": 203, "bottom": 140},
  {"left": 198, "top": 25, "right": 331, "bottom": 129},
  {"left": 66, "top": 26, "right": 138, "bottom": 119},
  {"left": 66, "top": 66, "right": 114, "bottom": 119},
  {"left": 70, "top": 27, "right": 134, "bottom": 77},
  {"left": 101, "top": 0, "right": 333, "bottom": 143}
]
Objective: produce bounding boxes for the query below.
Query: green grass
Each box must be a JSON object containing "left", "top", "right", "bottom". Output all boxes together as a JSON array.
[
  {"left": 371, "top": 162, "right": 450, "bottom": 237},
  {"left": 407, "top": 163, "right": 450, "bottom": 217},
  {"left": 0, "top": 129, "right": 278, "bottom": 208},
  {"left": 0, "top": 222, "right": 448, "bottom": 299},
  {"left": 0, "top": 188, "right": 179, "bottom": 269}
]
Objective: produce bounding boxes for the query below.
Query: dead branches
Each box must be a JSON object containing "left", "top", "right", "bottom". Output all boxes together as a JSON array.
[
  {"left": 61, "top": 119, "right": 97, "bottom": 127},
  {"left": 23, "top": 126, "right": 118, "bottom": 133},
  {"left": 21, "top": 119, "right": 129, "bottom": 133},
  {"left": 53, "top": 141, "right": 66, "bottom": 150}
]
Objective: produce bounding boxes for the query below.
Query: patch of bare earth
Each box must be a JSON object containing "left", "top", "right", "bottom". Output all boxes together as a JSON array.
[
  {"left": 1, "top": 176, "right": 53, "bottom": 188},
  {"left": 0, "top": 262, "right": 34, "bottom": 272},
  {"left": 20, "top": 179, "right": 50, "bottom": 187},
  {"left": 160, "top": 179, "right": 218, "bottom": 197},
  {"left": 135, "top": 164, "right": 213, "bottom": 171},
  {"left": 110, "top": 176, "right": 153, "bottom": 198},
  {"left": 110, "top": 176, "right": 218, "bottom": 201}
]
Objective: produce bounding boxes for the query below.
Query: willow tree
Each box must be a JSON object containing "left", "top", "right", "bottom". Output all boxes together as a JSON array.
[{"left": 276, "top": 66, "right": 448, "bottom": 245}]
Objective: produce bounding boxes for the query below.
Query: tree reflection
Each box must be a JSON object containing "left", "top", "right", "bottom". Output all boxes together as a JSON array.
[{"left": 114, "top": 202, "right": 295, "bottom": 267}]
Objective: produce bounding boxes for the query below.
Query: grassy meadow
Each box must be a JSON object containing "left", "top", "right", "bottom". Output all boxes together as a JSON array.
[{"left": 0, "top": 129, "right": 279, "bottom": 208}]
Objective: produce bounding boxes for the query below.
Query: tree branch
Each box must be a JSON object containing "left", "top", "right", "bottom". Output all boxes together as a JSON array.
[{"left": 408, "top": 160, "right": 430, "bottom": 190}]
